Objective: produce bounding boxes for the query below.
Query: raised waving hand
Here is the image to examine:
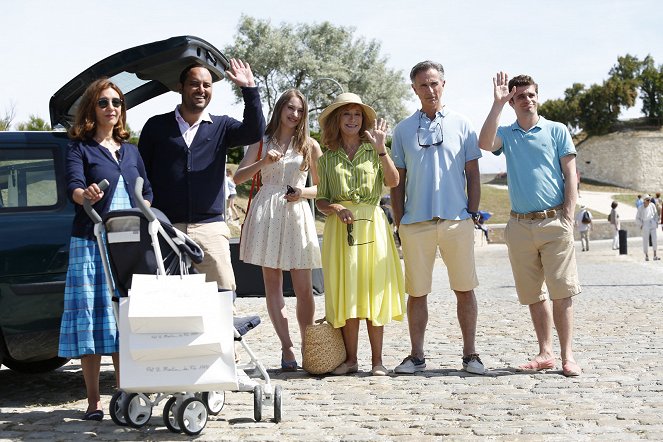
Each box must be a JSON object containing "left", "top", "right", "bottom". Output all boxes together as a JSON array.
[
  {"left": 225, "top": 58, "right": 256, "bottom": 88},
  {"left": 493, "top": 71, "right": 516, "bottom": 105},
  {"left": 365, "top": 117, "right": 388, "bottom": 153}
]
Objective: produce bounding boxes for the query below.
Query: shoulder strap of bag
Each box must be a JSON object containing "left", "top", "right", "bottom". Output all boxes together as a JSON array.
[{"left": 245, "top": 140, "right": 263, "bottom": 217}]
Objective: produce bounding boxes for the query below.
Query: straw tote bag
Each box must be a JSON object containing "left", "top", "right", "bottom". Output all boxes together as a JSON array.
[{"left": 302, "top": 318, "right": 346, "bottom": 375}]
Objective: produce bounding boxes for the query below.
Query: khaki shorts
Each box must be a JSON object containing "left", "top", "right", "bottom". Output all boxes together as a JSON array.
[
  {"left": 399, "top": 218, "right": 478, "bottom": 296},
  {"left": 504, "top": 213, "right": 581, "bottom": 305},
  {"left": 174, "top": 221, "right": 236, "bottom": 291}
]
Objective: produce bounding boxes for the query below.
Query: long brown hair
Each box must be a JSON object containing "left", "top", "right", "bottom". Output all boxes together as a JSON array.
[
  {"left": 69, "top": 78, "right": 129, "bottom": 142},
  {"left": 265, "top": 89, "right": 313, "bottom": 171},
  {"left": 320, "top": 104, "right": 370, "bottom": 151}
]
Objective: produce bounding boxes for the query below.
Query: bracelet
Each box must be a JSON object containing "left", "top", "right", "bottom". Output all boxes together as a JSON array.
[{"left": 378, "top": 152, "right": 387, "bottom": 157}]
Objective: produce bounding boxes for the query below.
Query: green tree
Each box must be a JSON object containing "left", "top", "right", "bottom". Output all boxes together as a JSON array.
[
  {"left": 539, "top": 83, "right": 585, "bottom": 133},
  {"left": 577, "top": 83, "right": 619, "bottom": 135},
  {"left": 224, "top": 16, "right": 410, "bottom": 128},
  {"left": 0, "top": 103, "right": 16, "bottom": 131},
  {"left": 638, "top": 55, "right": 663, "bottom": 122},
  {"left": 16, "top": 115, "right": 51, "bottom": 131}
]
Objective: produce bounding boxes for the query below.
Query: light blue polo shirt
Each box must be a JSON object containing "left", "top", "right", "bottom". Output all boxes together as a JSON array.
[
  {"left": 495, "top": 116, "right": 576, "bottom": 214},
  {"left": 391, "top": 108, "right": 481, "bottom": 224}
]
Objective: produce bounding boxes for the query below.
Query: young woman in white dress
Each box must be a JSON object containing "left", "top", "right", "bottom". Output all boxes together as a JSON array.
[{"left": 234, "top": 89, "right": 323, "bottom": 370}]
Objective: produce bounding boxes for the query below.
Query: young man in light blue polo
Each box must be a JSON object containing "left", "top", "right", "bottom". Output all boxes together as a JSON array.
[
  {"left": 478, "top": 72, "right": 582, "bottom": 377},
  {"left": 390, "top": 60, "right": 485, "bottom": 375}
]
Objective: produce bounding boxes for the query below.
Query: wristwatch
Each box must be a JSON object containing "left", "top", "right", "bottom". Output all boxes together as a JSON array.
[{"left": 468, "top": 211, "right": 481, "bottom": 222}]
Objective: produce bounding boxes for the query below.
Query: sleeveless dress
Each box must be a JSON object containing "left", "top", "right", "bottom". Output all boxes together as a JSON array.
[
  {"left": 58, "top": 176, "right": 132, "bottom": 357},
  {"left": 239, "top": 138, "right": 322, "bottom": 270}
]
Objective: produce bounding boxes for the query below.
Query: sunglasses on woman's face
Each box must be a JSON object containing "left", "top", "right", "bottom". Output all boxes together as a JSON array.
[
  {"left": 346, "top": 218, "right": 374, "bottom": 246},
  {"left": 97, "top": 98, "right": 123, "bottom": 109}
]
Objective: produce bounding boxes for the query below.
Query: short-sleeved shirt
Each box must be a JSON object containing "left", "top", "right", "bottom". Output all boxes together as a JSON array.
[
  {"left": 317, "top": 143, "right": 385, "bottom": 206},
  {"left": 391, "top": 108, "right": 481, "bottom": 224},
  {"left": 494, "top": 116, "right": 576, "bottom": 214}
]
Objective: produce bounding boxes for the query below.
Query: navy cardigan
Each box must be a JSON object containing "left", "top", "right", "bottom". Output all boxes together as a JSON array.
[
  {"left": 66, "top": 140, "right": 153, "bottom": 240},
  {"left": 138, "top": 86, "right": 265, "bottom": 224}
]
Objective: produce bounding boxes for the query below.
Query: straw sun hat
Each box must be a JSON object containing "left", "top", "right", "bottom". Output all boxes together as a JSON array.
[{"left": 318, "top": 92, "right": 377, "bottom": 128}]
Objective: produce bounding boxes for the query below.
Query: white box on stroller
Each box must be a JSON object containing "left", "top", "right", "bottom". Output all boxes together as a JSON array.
[
  {"left": 128, "top": 331, "right": 223, "bottom": 362},
  {"left": 118, "top": 279, "right": 238, "bottom": 393},
  {"left": 127, "top": 274, "right": 210, "bottom": 333}
]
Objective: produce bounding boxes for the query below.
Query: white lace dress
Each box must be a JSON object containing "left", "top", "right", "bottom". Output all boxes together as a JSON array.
[{"left": 239, "top": 138, "right": 322, "bottom": 270}]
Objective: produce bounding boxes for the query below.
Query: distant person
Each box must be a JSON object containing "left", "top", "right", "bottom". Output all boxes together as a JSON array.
[
  {"left": 478, "top": 71, "right": 582, "bottom": 377},
  {"left": 635, "top": 195, "right": 644, "bottom": 209},
  {"left": 574, "top": 205, "right": 592, "bottom": 251},
  {"left": 609, "top": 201, "right": 620, "bottom": 250},
  {"left": 635, "top": 195, "right": 659, "bottom": 261},
  {"left": 138, "top": 60, "right": 265, "bottom": 293},
  {"left": 390, "top": 60, "right": 485, "bottom": 376},
  {"left": 225, "top": 168, "right": 241, "bottom": 222},
  {"left": 59, "top": 78, "right": 153, "bottom": 420},
  {"left": 316, "top": 92, "right": 405, "bottom": 376},
  {"left": 234, "top": 89, "right": 322, "bottom": 370},
  {"left": 476, "top": 210, "right": 493, "bottom": 242}
]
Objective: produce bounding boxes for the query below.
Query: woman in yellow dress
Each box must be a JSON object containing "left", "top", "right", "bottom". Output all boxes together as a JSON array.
[{"left": 316, "top": 93, "right": 405, "bottom": 376}]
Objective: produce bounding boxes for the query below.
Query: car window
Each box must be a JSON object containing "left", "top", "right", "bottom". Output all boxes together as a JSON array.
[{"left": 0, "top": 148, "right": 58, "bottom": 210}]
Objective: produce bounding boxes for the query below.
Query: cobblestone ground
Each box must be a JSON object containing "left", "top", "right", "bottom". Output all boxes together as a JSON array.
[{"left": 1, "top": 239, "right": 662, "bottom": 441}]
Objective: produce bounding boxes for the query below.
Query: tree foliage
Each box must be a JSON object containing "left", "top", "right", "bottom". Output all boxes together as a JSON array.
[
  {"left": 0, "top": 102, "right": 16, "bottom": 131},
  {"left": 539, "top": 53, "right": 663, "bottom": 136},
  {"left": 16, "top": 115, "right": 51, "bottom": 131},
  {"left": 223, "top": 16, "right": 410, "bottom": 128},
  {"left": 639, "top": 55, "right": 663, "bottom": 122}
]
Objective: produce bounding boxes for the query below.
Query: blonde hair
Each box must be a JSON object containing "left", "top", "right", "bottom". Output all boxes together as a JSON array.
[
  {"left": 265, "top": 89, "right": 314, "bottom": 171},
  {"left": 320, "top": 104, "right": 370, "bottom": 151}
]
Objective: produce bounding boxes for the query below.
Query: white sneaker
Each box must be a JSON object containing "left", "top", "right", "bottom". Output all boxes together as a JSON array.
[
  {"left": 462, "top": 354, "right": 485, "bottom": 375},
  {"left": 394, "top": 355, "right": 426, "bottom": 374}
]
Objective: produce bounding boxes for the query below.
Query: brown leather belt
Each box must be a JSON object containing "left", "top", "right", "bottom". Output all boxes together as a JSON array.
[{"left": 510, "top": 205, "right": 563, "bottom": 220}]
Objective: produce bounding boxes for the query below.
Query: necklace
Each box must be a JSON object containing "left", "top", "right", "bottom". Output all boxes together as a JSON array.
[{"left": 271, "top": 136, "right": 291, "bottom": 154}]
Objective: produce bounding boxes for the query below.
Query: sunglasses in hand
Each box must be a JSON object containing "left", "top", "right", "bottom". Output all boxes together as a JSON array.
[
  {"left": 346, "top": 218, "right": 374, "bottom": 246},
  {"left": 286, "top": 185, "right": 296, "bottom": 195}
]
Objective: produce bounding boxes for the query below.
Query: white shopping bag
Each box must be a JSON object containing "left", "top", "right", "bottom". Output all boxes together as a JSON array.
[
  {"left": 118, "top": 290, "right": 238, "bottom": 393},
  {"left": 127, "top": 274, "right": 211, "bottom": 333}
]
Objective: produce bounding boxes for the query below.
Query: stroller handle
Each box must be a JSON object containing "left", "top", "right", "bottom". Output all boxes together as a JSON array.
[
  {"left": 82, "top": 179, "right": 109, "bottom": 224},
  {"left": 133, "top": 177, "right": 156, "bottom": 222}
]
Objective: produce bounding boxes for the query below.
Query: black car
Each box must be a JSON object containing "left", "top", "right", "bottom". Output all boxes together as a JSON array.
[{"left": 0, "top": 36, "right": 230, "bottom": 373}]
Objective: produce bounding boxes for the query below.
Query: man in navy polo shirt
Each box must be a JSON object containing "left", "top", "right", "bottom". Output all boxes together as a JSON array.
[
  {"left": 478, "top": 72, "right": 581, "bottom": 377},
  {"left": 139, "top": 59, "right": 265, "bottom": 292}
]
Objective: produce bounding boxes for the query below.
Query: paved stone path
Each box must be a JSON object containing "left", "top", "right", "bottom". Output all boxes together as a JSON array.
[{"left": 2, "top": 238, "right": 662, "bottom": 441}]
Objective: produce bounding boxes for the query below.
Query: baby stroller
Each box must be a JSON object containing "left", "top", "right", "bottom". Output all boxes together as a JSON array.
[{"left": 83, "top": 178, "right": 283, "bottom": 435}]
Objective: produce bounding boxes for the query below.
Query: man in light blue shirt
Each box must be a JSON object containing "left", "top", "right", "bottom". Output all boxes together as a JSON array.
[
  {"left": 478, "top": 72, "right": 581, "bottom": 377},
  {"left": 390, "top": 60, "right": 484, "bottom": 375}
]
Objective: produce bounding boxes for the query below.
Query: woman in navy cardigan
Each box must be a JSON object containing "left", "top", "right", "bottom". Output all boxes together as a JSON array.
[{"left": 58, "top": 78, "right": 152, "bottom": 421}]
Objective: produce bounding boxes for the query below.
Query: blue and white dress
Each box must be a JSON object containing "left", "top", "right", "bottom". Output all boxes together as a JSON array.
[{"left": 58, "top": 176, "right": 131, "bottom": 357}]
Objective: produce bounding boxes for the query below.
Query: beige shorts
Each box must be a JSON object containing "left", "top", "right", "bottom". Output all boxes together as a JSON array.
[
  {"left": 173, "top": 221, "right": 236, "bottom": 291},
  {"left": 504, "top": 213, "right": 581, "bottom": 305},
  {"left": 399, "top": 218, "right": 478, "bottom": 296}
]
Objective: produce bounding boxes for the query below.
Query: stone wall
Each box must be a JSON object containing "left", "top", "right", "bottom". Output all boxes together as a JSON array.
[{"left": 576, "top": 129, "right": 663, "bottom": 191}]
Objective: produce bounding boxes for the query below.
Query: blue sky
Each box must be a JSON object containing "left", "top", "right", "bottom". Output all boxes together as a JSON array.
[{"left": 2, "top": 0, "right": 662, "bottom": 172}]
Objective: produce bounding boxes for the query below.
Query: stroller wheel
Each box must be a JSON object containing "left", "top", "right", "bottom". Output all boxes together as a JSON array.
[
  {"left": 163, "top": 396, "right": 182, "bottom": 433},
  {"left": 202, "top": 391, "right": 225, "bottom": 415},
  {"left": 177, "top": 397, "right": 208, "bottom": 436},
  {"left": 123, "top": 393, "right": 152, "bottom": 428},
  {"left": 273, "top": 385, "right": 283, "bottom": 423},
  {"left": 253, "top": 385, "right": 263, "bottom": 422},
  {"left": 109, "top": 390, "right": 128, "bottom": 426}
]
